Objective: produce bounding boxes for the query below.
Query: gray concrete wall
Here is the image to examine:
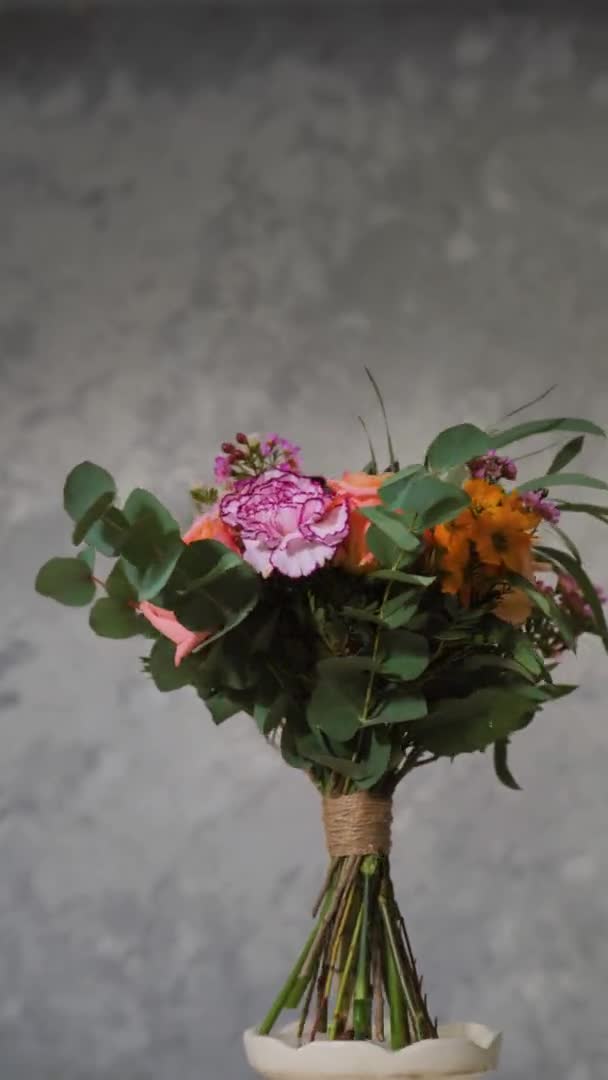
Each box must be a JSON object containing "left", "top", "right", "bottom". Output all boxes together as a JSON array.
[{"left": 1, "top": 7, "right": 607, "bottom": 1080}]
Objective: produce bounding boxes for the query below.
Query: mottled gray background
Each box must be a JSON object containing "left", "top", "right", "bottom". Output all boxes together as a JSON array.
[{"left": 1, "top": 5, "right": 608, "bottom": 1079}]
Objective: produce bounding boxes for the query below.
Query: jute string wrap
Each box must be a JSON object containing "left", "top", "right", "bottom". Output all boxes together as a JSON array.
[{"left": 322, "top": 792, "right": 393, "bottom": 857}]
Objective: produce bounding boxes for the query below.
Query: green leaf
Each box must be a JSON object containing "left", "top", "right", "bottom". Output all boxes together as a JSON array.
[
  {"left": 425, "top": 424, "right": 491, "bottom": 472},
  {"left": 123, "top": 488, "right": 180, "bottom": 534},
  {"left": 366, "top": 690, "right": 427, "bottom": 726},
  {"left": 77, "top": 545, "right": 96, "bottom": 572},
  {"left": 317, "top": 656, "right": 381, "bottom": 675},
  {"left": 72, "top": 490, "right": 115, "bottom": 545},
  {"left": 89, "top": 596, "right": 141, "bottom": 638},
  {"left": 493, "top": 739, "right": 522, "bottom": 790},
  {"left": 254, "top": 693, "right": 287, "bottom": 736},
  {"left": 121, "top": 522, "right": 183, "bottom": 601},
  {"left": 419, "top": 688, "right": 534, "bottom": 756},
  {"left": 507, "top": 572, "right": 576, "bottom": 650},
  {"left": 499, "top": 384, "right": 558, "bottom": 420},
  {"left": 147, "top": 636, "right": 196, "bottom": 691},
  {"left": 491, "top": 417, "right": 605, "bottom": 449},
  {"left": 297, "top": 745, "right": 370, "bottom": 780},
  {"left": 545, "top": 523, "right": 582, "bottom": 564},
  {"left": 35, "top": 556, "right": 96, "bottom": 607},
  {"left": 169, "top": 540, "right": 260, "bottom": 643},
  {"left": 343, "top": 606, "right": 387, "bottom": 627},
  {"left": 63, "top": 462, "right": 117, "bottom": 553},
  {"left": 380, "top": 629, "right": 430, "bottom": 680},
  {"left": 358, "top": 506, "right": 420, "bottom": 551},
  {"left": 516, "top": 472, "right": 608, "bottom": 494},
  {"left": 365, "top": 525, "right": 402, "bottom": 568},
  {"left": 105, "top": 560, "right": 138, "bottom": 602},
  {"left": 555, "top": 501, "right": 608, "bottom": 523},
  {"left": 355, "top": 732, "right": 393, "bottom": 790},
  {"left": 205, "top": 691, "right": 247, "bottom": 725},
  {"left": 548, "top": 436, "right": 585, "bottom": 474},
  {"left": 358, "top": 416, "right": 378, "bottom": 474},
  {"left": 382, "top": 473, "right": 470, "bottom": 528},
  {"left": 64, "top": 461, "right": 116, "bottom": 522},
  {"left": 383, "top": 592, "right": 420, "bottom": 629},
  {"left": 307, "top": 668, "right": 367, "bottom": 741},
  {"left": 534, "top": 545, "right": 608, "bottom": 650},
  {"left": 378, "top": 466, "right": 424, "bottom": 511},
  {"left": 90, "top": 506, "right": 131, "bottom": 557},
  {"left": 365, "top": 367, "right": 398, "bottom": 470},
  {"left": 511, "top": 637, "right": 546, "bottom": 679},
  {"left": 370, "top": 570, "right": 436, "bottom": 587}
]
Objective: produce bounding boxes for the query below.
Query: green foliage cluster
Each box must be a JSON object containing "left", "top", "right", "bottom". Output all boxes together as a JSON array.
[{"left": 36, "top": 408, "right": 607, "bottom": 795}]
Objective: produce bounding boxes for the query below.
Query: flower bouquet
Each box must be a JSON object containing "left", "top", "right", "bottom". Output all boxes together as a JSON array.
[{"left": 36, "top": 382, "right": 607, "bottom": 1079}]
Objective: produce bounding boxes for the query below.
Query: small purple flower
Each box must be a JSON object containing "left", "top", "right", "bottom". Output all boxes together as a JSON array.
[
  {"left": 557, "top": 575, "right": 607, "bottom": 619},
  {"left": 219, "top": 469, "right": 349, "bottom": 578},
  {"left": 468, "top": 450, "right": 517, "bottom": 483},
  {"left": 214, "top": 455, "right": 232, "bottom": 484},
  {"left": 520, "top": 490, "right": 561, "bottom": 524},
  {"left": 260, "top": 434, "right": 302, "bottom": 472}
]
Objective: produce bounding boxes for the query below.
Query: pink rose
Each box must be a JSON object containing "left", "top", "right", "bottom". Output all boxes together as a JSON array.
[
  {"left": 138, "top": 602, "right": 210, "bottom": 666},
  {"left": 219, "top": 468, "right": 349, "bottom": 578}
]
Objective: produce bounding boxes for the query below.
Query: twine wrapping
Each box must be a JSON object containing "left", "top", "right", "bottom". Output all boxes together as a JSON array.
[{"left": 322, "top": 792, "right": 393, "bottom": 857}]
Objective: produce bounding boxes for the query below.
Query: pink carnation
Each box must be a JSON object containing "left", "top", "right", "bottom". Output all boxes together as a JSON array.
[{"left": 219, "top": 469, "right": 349, "bottom": 578}]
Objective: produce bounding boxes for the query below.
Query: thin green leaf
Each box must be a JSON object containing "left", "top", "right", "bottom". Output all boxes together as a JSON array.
[
  {"left": 365, "top": 367, "right": 398, "bottom": 470},
  {"left": 517, "top": 472, "right": 608, "bottom": 494},
  {"left": 498, "top": 384, "right": 558, "bottom": 421},
  {"left": 554, "top": 501, "right": 608, "bottom": 524},
  {"left": 545, "top": 524, "right": 582, "bottom": 564},
  {"left": 493, "top": 739, "right": 522, "bottom": 791},
  {"left": 370, "top": 569, "right": 436, "bottom": 586},
  {"left": 548, "top": 436, "right": 585, "bottom": 474},
  {"left": 534, "top": 545, "right": 608, "bottom": 650},
  {"left": 358, "top": 416, "right": 378, "bottom": 474},
  {"left": 491, "top": 417, "right": 605, "bottom": 450}
]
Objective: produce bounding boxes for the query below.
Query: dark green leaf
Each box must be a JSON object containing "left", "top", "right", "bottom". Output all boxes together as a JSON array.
[
  {"left": 493, "top": 739, "right": 522, "bottom": 790},
  {"left": 147, "top": 636, "right": 196, "bottom": 691},
  {"left": 355, "top": 732, "right": 393, "bottom": 789},
  {"left": 317, "top": 656, "right": 381, "bottom": 675},
  {"left": 170, "top": 540, "right": 260, "bottom": 643},
  {"left": 534, "top": 545, "right": 608, "bottom": 650},
  {"left": 206, "top": 691, "right": 247, "bottom": 725},
  {"left": 358, "top": 416, "right": 378, "bottom": 474},
  {"left": 366, "top": 691, "right": 427, "bottom": 726},
  {"left": 492, "top": 417, "right": 605, "bottom": 449},
  {"left": 91, "top": 506, "right": 131, "bottom": 557},
  {"left": 122, "top": 523, "right": 183, "bottom": 601},
  {"left": 89, "top": 597, "right": 141, "bottom": 638},
  {"left": 35, "top": 556, "right": 96, "bottom": 607},
  {"left": 307, "top": 668, "right": 367, "bottom": 741},
  {"left": 72, "top": 490, "right": 115, "bottom": 545},
  {"left": 419, "top": 688, "right": 535, "bottom": 756},
  {"left": 123, "top": 487, "right": 180, "bottom": 534},
  {"left": 516, "top": 472, "right": 608, "bottom": 494},
  {"left": 548, "top": 436, "right": 585, "bottom": 474},
  {"left": 358, "top": 506, "right": 420, "bottom": 551},
  {"left": 343, "top": 606, "right": 387, "bottom": 627},
  {"left": 105, "top": 560, "right": 138, "bottom": 602},
  {"left": 63, "top": 461, "right": 116, "bottom": 522},
  {"left": 425, "top": 424, "right": 491, "bottom": 472},
  {"left": 254, "top": 693, "right": 287, "bottom": 736},
  {"left": 380, "top": 629, "right": 429, "bottom": 680}
]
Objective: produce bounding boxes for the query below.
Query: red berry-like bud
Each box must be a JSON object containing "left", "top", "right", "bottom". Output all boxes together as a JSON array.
[
  {"left": 231, "top": 449, "right": 246, "bottom": 461},
  {"left": 221, "top": 442, "right": 235, "bottom": 454},
  {"left": 235, "top": 432, "right": 248, "bottom": 445}
]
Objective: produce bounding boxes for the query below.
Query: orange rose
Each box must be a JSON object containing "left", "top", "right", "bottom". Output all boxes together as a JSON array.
[
  {"left": 182, "top": 510, "right": 241, "bottom": 553},
  {"left": 328, "top": 471, "right": 392, "bottom": 573}
]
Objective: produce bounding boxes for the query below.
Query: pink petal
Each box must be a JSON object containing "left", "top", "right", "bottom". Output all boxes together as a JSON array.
[
  {"left": 137, "top": 601, "right": 210, "bottom": 667},
  {"left": 242, "top": 538, "right": 274, "bottom": 577},
  {"left": 270, "top": 537, "right": 335, "bottom": 577}
]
